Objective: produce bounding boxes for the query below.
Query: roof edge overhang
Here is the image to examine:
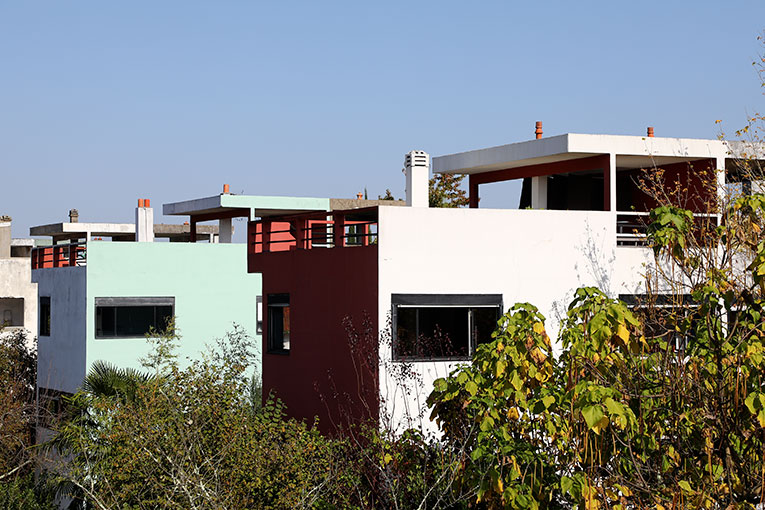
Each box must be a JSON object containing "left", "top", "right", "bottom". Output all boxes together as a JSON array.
[{"left": 433, "top": 133, "right": 731, "bottom": 175}]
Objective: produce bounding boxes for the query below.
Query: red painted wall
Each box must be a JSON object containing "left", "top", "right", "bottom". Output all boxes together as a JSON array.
[
  {"left": 250, "top": 245, "right": 379, "bottom": 435},
  {"left": 616, "top": 159, "right": 717, "bottom": 212}
]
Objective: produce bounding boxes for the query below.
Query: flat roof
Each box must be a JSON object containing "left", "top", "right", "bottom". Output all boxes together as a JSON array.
[
  {"left": 29, "top": 222, "right": 218, "bottom": 241},
  {"left": 163, "top": 193, "right": 330, "bottom": 220},
  {"left": 432, "top": 133, "right": 733, "bottom": 175}
]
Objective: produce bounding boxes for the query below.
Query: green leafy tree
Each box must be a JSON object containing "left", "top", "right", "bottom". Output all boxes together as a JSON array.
[
  {"left": 0, "top": 329, "right": 54, "bottom": 509},
  {"left": 429, "top": 174, "right": 469, "bottom": 208},
  {"left": 428, "top": 190, "right": 765, "bottom": 509}
]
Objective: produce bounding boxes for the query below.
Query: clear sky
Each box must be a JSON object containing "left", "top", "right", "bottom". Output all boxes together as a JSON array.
[{"left": 1, "top": 1, "right": 764, "bottom": 240}]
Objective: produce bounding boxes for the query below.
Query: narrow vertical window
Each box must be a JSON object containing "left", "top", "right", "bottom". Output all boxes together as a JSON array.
[
  {"left": 256, "top": 296, "right": 263, "bottom": 334},
  {"left": 267, "top": 294, "right": 290, "bottom": 353},
  {"left": 39, "top": 297, "right": 51, "bottom": 336}
]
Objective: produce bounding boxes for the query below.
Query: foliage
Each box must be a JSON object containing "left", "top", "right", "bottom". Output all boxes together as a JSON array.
[
  {"left": 429, "top": 174, "right": 469, "bottom": 208},
  {"left": 378, "top": 172, "right": 469, "bottom": 208},
  {"left": 51, "top": 324, "right": 360, "bottom": 510},
  {"left": 0, "top": 329, "right": 37, "bottom": 480},
  {"left": 429, "top": 185, "right": 765, "bottom": 509},
  {"left": 0, "top": 475, "right": 55, "bottom": 510}
]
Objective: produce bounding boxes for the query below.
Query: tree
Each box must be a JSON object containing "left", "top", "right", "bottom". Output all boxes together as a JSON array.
[
  {"left": 427, "top": 32, "right": 765, "bottom": 509},
  {"left": 50, "top": 324, "right": 359, "bottom": 509},
  {"left": 378, "top": 172, "right": 470, "bottom": 208},
  {"left": 429, "top": 174, "right": 469, "bottom": 208},
  {"left": 0, "top": 328, "right": 54, "bottom": 509}
]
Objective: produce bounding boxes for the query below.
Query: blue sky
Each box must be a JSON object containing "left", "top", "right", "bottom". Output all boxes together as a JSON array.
[{"left": 1, "top": 1, "right": 763, "bottom": 239}]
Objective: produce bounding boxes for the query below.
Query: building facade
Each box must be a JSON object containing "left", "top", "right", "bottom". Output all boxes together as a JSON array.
[{"left": 249, "top": 131, "right": 746, "bottom": 435}]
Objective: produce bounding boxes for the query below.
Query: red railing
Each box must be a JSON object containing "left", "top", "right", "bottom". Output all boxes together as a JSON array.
[
  {"left": 31, "top": 242, "right": 87, "bottom": 269},
  {"left": 249, "top": 208, "right": 378, "bottom": 254}
]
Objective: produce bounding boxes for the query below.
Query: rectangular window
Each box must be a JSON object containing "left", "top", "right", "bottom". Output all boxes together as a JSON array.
[
  {"left": 0, "top": 298, "right": 24, "bottom": 328},
  {"left": 392, "top": 294, "right": 502, "bottom": 361},
  {"left": 267, "top": 294, "right": 290, "bottom": 353},
  {"left": 619, "top": 294, "right": 695, "bottom": 351},
  {"left": 39, "top": 297, "right": 51, "bottom": 336},
  {"left": 95, "top": 297, "right": 174, "bottom": 339},
  {"left": 256, "top": 295, "right": 263, "bottom": 334}
]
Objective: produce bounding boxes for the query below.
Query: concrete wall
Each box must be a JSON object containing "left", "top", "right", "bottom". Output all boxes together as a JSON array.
[
  {"left": 254, "top": 245, "right": 379, "bottom": 434},
  {"left": 33, "top": 242, "right": 260, "bottom": 394},
  {"left": 376, "top": 207, "right": 647, "bottom": 433},
  {"left": 84, "top": 242, "right": 260, "bottom": 376},
  {"left": 0, "top": 257, "right": 38, "bottom": 347},
  {"left": 33, "top": 267, "right": 87, "bottom": 393}
]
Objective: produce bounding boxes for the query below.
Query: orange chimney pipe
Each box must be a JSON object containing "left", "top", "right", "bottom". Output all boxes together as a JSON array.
[
  {"left": 223, "top": 184, "right": 230, "bottom": 194},
  {"left": 138, "top": 199, "right": 145, "bottom": 208},
  {"left": 145, "top": 199, "right": 150, "bottom": 207},
  {"left": 535, "top": 121, "right": 543, "bottom": 139},
  {"left": 647, "top": 126, "right": 655, "bottom": 137}
]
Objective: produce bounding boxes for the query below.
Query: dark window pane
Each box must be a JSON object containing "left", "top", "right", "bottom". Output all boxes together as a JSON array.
[
  {"left": 116, "top": 306, "right": 155, "bottom": 337},
  {"left": 268, "top": 294, "right": 290, "bottom": 353},
  {"left": 418, "top": 307, "right": 469, "bottom": 358},
  {"left": 39, "top": 297, "right": 51, "bottom": 336},
  {"left": 95, "top": 304, "right": 174, "bottom": 338},
  {"left": 395, "top": 308, "right": 417, "bottom": 357},
  {"left": 97, "top": 306, "right": 116, "bottom": 337},
  {"left": 472, "top": 307, "right": 499, "bottom": 346},
  {"left": 155, "top": 305, "right": 173, "bottom": 330}
]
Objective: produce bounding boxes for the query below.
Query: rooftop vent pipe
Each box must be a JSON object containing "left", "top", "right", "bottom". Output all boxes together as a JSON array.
[
  {"left": 404, "top": 150, "right": 430, "bottom": 208},
  {"left": 223, "top": 184, "right": 230, "bottom": 194},
  {"left": 647, "top": 126, "right": 655, "bottom": 137},
  {"left": 135, "top": 198, "right": 154, "bottom": 243},
  {"left": 535, "top": 121, "right": 543, "bottom": 139},
  {"left": 69, "top": 209, "right": 79, "bottom": 223},
  {"left": 0, "top": 216, "right": 10, "bottom": 259}
]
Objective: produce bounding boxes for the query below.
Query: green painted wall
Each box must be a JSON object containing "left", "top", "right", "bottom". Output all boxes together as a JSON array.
[{"left": 85, "top": 242, "right": 260, "bottom": 374}]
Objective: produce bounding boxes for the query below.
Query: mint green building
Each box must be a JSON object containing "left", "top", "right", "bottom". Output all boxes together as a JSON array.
[{"left": 32, "top": 191, "right": 329, "bottom": 395}]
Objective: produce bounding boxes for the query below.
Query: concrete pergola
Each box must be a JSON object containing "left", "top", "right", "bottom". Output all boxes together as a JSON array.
[
  {"left": 433, "top": 133, "right": 732, "bottom": 210},
  {"left": 163, "top": 192, "right": 329, "bottom": 243},
  {"left": 29, "top": 222, "right": 219, "bottom": 244}
]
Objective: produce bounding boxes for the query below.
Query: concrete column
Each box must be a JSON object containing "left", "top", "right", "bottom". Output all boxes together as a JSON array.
[
  {"left": 0, "top": 216, "right": 10, "bottom": 259},
  {"left": 135, "top": 203, "right": 154, "bottom": 242},
  {"left": 404, "top": 150, "right": 430, "bottom": 208},
  {"left": 716, "top": 157, "right": 727, "bottom": 210},
  {"left": 531, "top": 176, "right": 547, "bottom": 209},
  {"left": 609, "top": 153, "right": 617, "bottom": 212},
  {"left": 219, "top": 218, "right": 233, "bottom": 243}
]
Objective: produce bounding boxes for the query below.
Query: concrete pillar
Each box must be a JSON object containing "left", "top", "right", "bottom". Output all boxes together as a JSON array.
[
  {"left": 0, "top": 216, "right": 10, "bottom": 259},
  {"left": 404, "top": 150, "right": 430, "bottom": 208},
  {"left": 219, "top": 218, "right": 232, "bottom": 243},
  {"left": 609, "top": 153, "right": 617, "bottom": 212},
  {"left": 716, "top": 157, "right": 727, "bottom": 210},
  {"left": 135, "top": 201, "right": 154, "bottom": 242},
  {"left": 531, "top": 176, "right": 547, "bottom": 209}
]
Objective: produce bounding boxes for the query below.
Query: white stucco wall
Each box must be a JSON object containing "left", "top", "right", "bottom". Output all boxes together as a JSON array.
[
  {"left": 376, "top": 207, "right": 649, "bottom": 434},
  {"left": 33, "top": 267, "right": 87, "bottom": 394},
  {"left": 0, "top": 257, "right": 38, "bottom": 348}
]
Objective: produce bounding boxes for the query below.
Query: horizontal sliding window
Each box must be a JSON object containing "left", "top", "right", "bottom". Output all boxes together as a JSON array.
[
  {"left": 95, "top": 297, "right": 174, "bottom": 339},
  {"left": 392, "top": 294, "right": 502, "bottom": 361}
]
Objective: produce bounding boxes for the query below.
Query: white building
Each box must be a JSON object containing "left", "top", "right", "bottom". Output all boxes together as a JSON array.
[
  {"left": 249, "top": 129, "right": 756, "bottom": 435},
  {"left": 0, "top": 215, "right": 38, "bottom": 349}
]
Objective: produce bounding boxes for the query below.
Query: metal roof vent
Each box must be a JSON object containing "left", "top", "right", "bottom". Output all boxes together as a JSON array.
[
  {"left": 403, "top": 150, "right": 430, "bottom": 207},
  {"left": 405, "top": 150, "right": 430, "bottom": 170}
]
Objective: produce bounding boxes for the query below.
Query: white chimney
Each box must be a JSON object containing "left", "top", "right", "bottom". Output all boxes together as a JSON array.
[
  {"left": 135, "top": 199, "right": 154, "bottom": 242},
  {"left": 404, "top": 150, "right": 430, "bottom": 207}
]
